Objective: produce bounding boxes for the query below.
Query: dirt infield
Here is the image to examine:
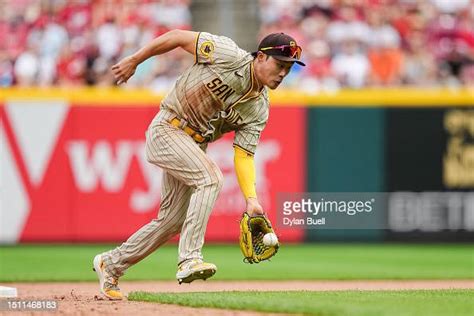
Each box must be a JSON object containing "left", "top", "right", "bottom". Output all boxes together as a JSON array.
[{"left": 2, "top": 280, "right": 473, "bottom": 315}]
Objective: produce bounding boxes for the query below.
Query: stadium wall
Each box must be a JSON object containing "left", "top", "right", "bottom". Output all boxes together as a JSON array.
[{"left": 0, "top": 88, "right": 472, "bottom": 243}]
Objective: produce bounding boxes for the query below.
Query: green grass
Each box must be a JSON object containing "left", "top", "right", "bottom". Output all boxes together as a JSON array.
[
  {"left": 0, "top": 244, "right": 472, "bottom": 282},
  {"left": 128, "top": 290, "right": 474, "bottom": 316}
]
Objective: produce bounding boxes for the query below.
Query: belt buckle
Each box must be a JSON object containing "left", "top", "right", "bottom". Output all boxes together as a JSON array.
[
  {"left": 170, "top": 117, "right": 205, "bottom": 143},
  {"left": 178, "top": 118, "right": 188, "bottom": 129}
]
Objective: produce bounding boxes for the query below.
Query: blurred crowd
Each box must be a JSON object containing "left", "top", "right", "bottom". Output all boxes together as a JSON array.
[
  {"left": 0, "top": 0, "right": 192, "bottom": 90},
  {"left": 261, "top": 0, "right": 474, "bottom": 91},
  {"left": 1, "top": 0, "right": 473, "bottom": 91}
]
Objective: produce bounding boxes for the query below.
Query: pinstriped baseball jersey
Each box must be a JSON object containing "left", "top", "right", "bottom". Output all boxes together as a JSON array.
[
  {"left": 159, "top": 32, "right": 269, "bottom": 154},
  {"left": 99, "top": 32, "right": 271, "bottom": 283}
]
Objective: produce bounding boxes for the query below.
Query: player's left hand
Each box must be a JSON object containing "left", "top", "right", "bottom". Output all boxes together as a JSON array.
[
  {"left": 112, "top": 55, "right": 138, "bottom": 85},
  {"left": 245, "top": 197, "right": 264, "bottom": 216}
]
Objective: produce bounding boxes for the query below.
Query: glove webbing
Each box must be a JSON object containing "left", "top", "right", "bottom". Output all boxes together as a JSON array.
[{"left": 252, "top": 232, "right": 267, "bottom": 255}]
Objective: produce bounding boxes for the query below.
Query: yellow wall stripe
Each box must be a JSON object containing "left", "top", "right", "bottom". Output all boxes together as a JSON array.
[{"left": 0, "top": 87, "right": 472, "bottom": 107}]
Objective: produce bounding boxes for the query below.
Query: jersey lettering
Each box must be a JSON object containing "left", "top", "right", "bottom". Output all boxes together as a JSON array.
[
  {"left": 206, "top": 78, "right": 222, "bottom": 89},
  {"left": 206, "top": 77, "right": 236, "bottom": 102}
]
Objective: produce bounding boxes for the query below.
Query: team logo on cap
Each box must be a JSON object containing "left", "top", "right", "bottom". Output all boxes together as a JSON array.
[{"left": 200, "top": 41, "right": 215, "bottom": 57}]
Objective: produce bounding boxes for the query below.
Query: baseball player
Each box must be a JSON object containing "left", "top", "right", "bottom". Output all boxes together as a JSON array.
[{"left": 93, "top": 29, "right": 304, "bottom": 300}]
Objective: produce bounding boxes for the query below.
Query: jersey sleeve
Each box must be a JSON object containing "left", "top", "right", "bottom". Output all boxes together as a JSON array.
[
  {"left": 195, "top": 32, "right": 248, "bottom": 66},
  {"left": 233, "top": 123, "right": 265, "bottom": 155}
]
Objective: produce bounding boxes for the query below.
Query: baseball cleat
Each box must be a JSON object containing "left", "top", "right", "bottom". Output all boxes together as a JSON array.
[
  {"left": 176, "top": 259, "right": 217, "bottom": 284},
  {"left": 93, "top": 254, "right": 123, "bottom": 300}
]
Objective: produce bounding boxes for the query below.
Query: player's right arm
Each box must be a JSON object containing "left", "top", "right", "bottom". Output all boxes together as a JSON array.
[{"left": 112, "top": 29, "right": 198, "bottom": 84}]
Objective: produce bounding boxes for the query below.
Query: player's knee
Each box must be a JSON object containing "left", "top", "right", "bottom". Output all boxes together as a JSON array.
[{"left": 201, "top": 168, "right": 223, "bottom": 190}]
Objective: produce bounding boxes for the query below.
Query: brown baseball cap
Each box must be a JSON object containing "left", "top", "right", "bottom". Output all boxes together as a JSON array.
[{"left": 253, "top": 33, "right": 305, "bottom": 66}]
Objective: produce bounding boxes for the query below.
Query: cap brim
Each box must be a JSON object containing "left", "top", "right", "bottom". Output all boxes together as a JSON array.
[{"left": 272, "top": 55, "right": 306, "bottom": 66}]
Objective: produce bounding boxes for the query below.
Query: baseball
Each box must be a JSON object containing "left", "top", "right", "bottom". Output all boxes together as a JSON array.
[{"left": 263, "top": 233, "right": 278, "bottom": 247}]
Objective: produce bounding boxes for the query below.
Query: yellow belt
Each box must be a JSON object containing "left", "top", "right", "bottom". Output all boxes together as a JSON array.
[{"left": 169, "top": 118, "right": 206, "bottom": 143}]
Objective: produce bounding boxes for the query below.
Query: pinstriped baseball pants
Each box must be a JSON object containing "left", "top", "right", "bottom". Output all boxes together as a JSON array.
[{"left": 102, "top": 109, "right": 223, "bottom": 278}]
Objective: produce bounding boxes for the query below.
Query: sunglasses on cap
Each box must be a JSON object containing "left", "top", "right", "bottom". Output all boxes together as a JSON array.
[{"left": 259, "top": 44, "right": 302, "bottom": 60}]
